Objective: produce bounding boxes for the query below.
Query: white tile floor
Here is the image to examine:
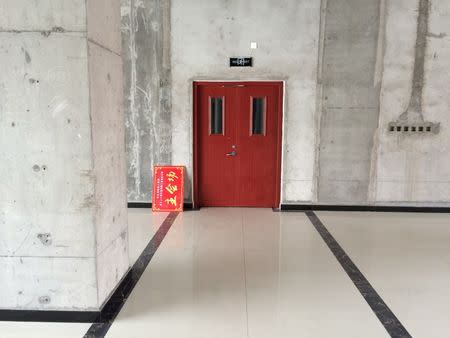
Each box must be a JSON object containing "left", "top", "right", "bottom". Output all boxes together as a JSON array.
[
  {"left": 0, "top": 321, "right": 91, "bottom": 338},
  {"left": 317, "top": 211, "right": 450, "bottom": 338},
  {"left": 1, "top": 208, "right": 450, "bottom": 338}
]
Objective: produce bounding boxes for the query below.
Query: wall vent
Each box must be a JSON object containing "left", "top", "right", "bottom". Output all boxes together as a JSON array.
[{"left": 388, "top": 122, "right": 440, "bottom": 134}]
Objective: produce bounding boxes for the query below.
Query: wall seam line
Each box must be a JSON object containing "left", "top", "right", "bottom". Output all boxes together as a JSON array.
[
  {"left": 85, "top": 0, "right": 100, "bottom": 310},
  {"left": 313, "top": 0, "right": 328, "bottom": 203}
]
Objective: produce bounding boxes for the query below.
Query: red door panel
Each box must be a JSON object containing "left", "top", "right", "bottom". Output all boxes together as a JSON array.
[
  {"left": 195, "top": 82, "right": 282, "bottom": 208},
  {"left": 237, "top": 85, "right": 280, "bottom": 207},
  {"left": 198, "top": 85, "right": 238, "bottom": 206}
]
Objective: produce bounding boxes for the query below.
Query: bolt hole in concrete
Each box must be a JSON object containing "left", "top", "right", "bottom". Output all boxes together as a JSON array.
[
  {"left": 37, "top": 233, "right": 52, "bottom": 246},
  {"left": 38, "top": 296, "right": 51, "bottom": 305}
]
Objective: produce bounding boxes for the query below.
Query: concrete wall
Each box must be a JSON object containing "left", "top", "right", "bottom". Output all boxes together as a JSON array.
[
  {"left": 0, "top": 0, "right": 128, "bottom": 310},
  {"left": 171, "top": 0, "right": 322, "bottom": 203},
  {"left": 370, "top": 0, "right": 450, "bottom": 205},
  {"left": 122, "top": 0, "right": 450, "bottom": 206},
  {"left": 317, "top": 0, "right": 381, "bottom": 203},
  {"left": 121, "top": 0, "right": 172, "bottom": 203}
]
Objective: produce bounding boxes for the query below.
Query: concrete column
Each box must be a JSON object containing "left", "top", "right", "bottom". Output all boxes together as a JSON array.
[
  {"left": 121, "top": 0, "right": 172, "bottom": 203},
  {"left": 0, "top": 0, "right": 128, "bottom": 311}
]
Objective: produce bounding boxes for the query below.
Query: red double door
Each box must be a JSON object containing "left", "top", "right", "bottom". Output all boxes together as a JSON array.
[{"left": 195, "top": 82, "right": 283, "bottom": 208}]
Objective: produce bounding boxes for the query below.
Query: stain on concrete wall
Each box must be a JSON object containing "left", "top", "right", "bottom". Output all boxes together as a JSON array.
[
  {"left": 399, "top": 0, "right": 429, "bottom": 124},
  {"left": 371, "top": 0, "right": 450, "bottom": 204},
  {"left": 387, "top": 0, "right": 440, "bottom": 135},
  {"left": 391, "top": 0, "right": 439, "bottom": 134},
  {"left": 121, "top": 0, "right": 172, "bottom": 202},
  {"left": 317, "top": 0, "right": 382, "bottom": 203}
]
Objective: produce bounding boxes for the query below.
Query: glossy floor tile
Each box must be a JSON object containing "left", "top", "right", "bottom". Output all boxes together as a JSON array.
[
  {"left": 317, "top": 211, "right": 450, "bottom": 338},
  {"left": 106, "top": 208, "right": 387, "bottom": 338},
  {"left": 128, "top": 208, "right": 169, "bottom": 265},
  {"left": 0, "top": 321, "right": 90, "bottom": 338}
]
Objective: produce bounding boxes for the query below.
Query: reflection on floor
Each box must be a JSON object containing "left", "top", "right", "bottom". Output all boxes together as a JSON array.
[{"left": 1, "top": 208, "right": 450, "bottom": 338}]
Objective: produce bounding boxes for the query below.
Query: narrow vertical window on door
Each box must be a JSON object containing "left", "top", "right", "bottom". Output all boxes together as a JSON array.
[
  {"left": 251, "top": 97, "right": 266, "bottom": 135},
  {"left": 210, "top": 97, "right": 224, "bottom": 135}
]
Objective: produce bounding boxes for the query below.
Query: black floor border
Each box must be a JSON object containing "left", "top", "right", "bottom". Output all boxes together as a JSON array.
[
  {"left": 305, "top": 211, "right": 412, "bottom": 338},
  {"left": 128, "top": 202, "right": 152, "bottom": 208},
  {"left": 128, "top": 202, "right": 199, "bottom": 210},
  {"left": 0, "top": 309, "right": 99, "bottom": 323},
  {"left": 83, "top": 211, "right": 179, "bottom": 338},
  {"left": 281, "top": 204, "right": 450, "bottom": 213}
]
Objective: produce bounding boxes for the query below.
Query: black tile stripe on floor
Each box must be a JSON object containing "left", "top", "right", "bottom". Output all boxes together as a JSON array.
[
  {"left": 83, "top": 212, "right": 179, "bottom": 338},
  {"left": 305, "top": 211, "right": 412, "bottom": 338}
]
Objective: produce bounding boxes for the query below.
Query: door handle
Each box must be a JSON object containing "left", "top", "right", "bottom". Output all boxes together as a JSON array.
[{"left": 226, "top": 150, "right": 237, "bottom": 157}]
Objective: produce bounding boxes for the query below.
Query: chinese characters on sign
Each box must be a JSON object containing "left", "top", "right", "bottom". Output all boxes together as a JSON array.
[
  {"left": 152, "top": 166, "right": 184, "bottom": 212},
  {"left": 229, "top": 57, "right": 253, "bottom": 67}
]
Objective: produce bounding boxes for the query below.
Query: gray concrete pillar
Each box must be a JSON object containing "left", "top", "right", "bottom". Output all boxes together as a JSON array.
[
  {"left": 121, "top": 0, "right": 172, "bottom": 203},
  {"left": 0, "top": 0, "right": 128, "bottom": 310}
]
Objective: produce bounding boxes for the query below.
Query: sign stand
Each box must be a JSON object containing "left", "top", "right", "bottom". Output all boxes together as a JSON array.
[{"left": 152, "top": 166, "right": 185, "bottom": 212}]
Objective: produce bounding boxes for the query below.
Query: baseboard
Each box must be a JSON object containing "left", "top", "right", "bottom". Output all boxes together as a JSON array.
[
  {"left": 128, "top": 202, "right": 197, "bottom": 210},
  {"left": 127, "top": 202, "right": 152, "bottom": 208},
  {"left": 127, "top": 202, "right": 450, "bottom": 213},
  {"left": 280, "top": 204, "right": 450, "bottom": 213},
  {"left": 0, "top": 309, "right": 100, "bottom": 323}
]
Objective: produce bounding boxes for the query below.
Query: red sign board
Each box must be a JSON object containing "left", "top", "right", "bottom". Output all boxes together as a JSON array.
[{"left": 152, "top": 166, "right": 184, "bottom": 212}]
